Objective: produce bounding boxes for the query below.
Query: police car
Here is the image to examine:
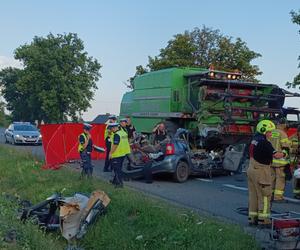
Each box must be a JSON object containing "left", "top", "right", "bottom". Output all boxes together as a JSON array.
[{"left": 4, "top": 122, "right": 42, "bottom": 145}]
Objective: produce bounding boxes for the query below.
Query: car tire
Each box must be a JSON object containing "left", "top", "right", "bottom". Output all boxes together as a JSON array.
[{"left": 173, "top": 161, "right": 189, "bottom": 183}]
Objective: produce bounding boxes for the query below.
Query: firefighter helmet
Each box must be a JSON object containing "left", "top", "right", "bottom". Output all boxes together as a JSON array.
[{"left": 256, "top": 120, "right": 276, "bottom": 134}]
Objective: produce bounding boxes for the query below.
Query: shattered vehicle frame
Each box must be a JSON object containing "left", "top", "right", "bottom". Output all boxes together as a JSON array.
[
  {"left": 123, "top": 128, "right": 228, "bottom": 182},
  {"left": 20, "top": 190, "right": 110, "bottom": 243}
]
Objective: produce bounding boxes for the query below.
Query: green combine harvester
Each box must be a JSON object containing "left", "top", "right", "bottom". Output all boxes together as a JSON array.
[{"left": 120, "top": 67, "right": 300, "bottom": 149}]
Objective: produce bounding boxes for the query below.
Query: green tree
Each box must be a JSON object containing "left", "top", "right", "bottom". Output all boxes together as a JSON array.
[
  {"left": 0, "top": 101, "right": 9, "bottom": 127},
  {"left": 0, "top": 33, "right": 101, "bottom": 123},
  {"left": 287, "top": 10, "right": 300, "bottom": 89},
  {"left": 131, "top": 26, "right": 261, "bottom": 86},
  {"left": 148, "top": 32, "right": 197, "bottom": 70},
  {"left": 0, "top": 67, "right": 26, "bottom": 121}
]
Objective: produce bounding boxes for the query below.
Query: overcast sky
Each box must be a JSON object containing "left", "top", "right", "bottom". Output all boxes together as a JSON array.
[{"left": 0, "top": 0, "right": 299, "bottom": 120}]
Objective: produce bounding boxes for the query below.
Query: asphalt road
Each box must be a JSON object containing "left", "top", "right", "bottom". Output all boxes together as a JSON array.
[
  {"left": 88, "top": 161, "right": 300, "bottom": 226},
  {"left": 1, "top": 127, "right": 300, "bottom": 227}
]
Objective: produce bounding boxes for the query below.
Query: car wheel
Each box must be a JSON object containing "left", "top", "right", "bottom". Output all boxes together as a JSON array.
[{"left": 173, "top": 161, "right": 189, "bottom": 183}]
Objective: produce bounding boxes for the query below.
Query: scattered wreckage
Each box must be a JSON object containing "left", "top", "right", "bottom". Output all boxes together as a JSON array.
[{"left": 19, "top": 190, "right": 110, "bottom": 249}]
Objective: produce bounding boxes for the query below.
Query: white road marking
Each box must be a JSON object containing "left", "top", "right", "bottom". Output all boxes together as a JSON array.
[
  {"left": 223, "top": 184, "right": 248, "bottom": 191},
  {"left": 223, "top": 184, "right": 300, "bottom": 204},
  {"left": 196, "top": 178, "right": 213, "bottom": 182},
  {"left": 283, "top": 197, "right": 300, "bottom": 203}
]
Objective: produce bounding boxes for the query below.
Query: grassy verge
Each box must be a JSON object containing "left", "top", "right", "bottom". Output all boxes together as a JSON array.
[{"left": 0, "top": 145, "right": 258, "bottom": 250}]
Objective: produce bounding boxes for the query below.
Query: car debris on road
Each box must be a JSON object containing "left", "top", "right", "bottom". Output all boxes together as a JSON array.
[{"left": 19, "top": 190, "right": 110, "bottom": 249}]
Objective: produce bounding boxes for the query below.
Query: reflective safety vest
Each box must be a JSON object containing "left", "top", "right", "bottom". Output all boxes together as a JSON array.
[
  {"left": 289, "top": 133, "right": 299, "bottom": 167},
  {"left": 121, "top": 126, "right": 128, "bottom": 134},
  {"left": 111, "top": 129, "right": 131, "bottom": 158},
  {"left": 78, "top": 133, "right": 88, "bottom": 152},
  {"left": 289, "top": 133, "right": 299, "bottom": 153},
  {"left": 269, "top": 129, "right": 290, "bottom": 167}
]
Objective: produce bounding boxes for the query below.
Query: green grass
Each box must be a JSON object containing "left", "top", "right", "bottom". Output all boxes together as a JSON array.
[
  {"left": 0, "top": 109, "right": 10, "bottom": 127},
  {"left": 0, "top": 145, "right": 259, "bottom": 250}
]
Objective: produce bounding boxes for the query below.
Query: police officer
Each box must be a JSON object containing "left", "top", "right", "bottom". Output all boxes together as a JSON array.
[
  {"left": 109, "top": 122, "right": 131, "bottom": 188},
  {"left": 119, "top": 118, "right": 134, "bottom": 170},
  {"left": 103, "top": 115, "right": 117, "bottom": 172},
  {"left": 119, "top": 118, "right": 128, "bottom": 133},
  {"left": 78, "top": 123, "right": 93, "bottom": 178},
  {"left": 268, "top": 122, "right": 291, "bottom": 202},
  {"left": 247, "top": 120, "right": 285, "bottom": 227}
]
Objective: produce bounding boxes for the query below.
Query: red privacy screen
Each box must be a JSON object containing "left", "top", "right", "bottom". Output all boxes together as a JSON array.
[{"left": 40, "top": 123, "right": 106, "bottom": 168}]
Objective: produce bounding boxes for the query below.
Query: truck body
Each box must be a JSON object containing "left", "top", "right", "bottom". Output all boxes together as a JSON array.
[{"left": 120, "top": 67, "right": 300, "bottom": 149}]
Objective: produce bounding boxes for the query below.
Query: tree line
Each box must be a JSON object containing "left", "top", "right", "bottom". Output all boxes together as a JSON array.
[
  {"left": 0, "top": 33, "right": 101, "bottom": 124},
  {"left": 130, "top": 26, "right": 261, "bottom": 86},
  {"left": 0, "top": 11, "right": 299, "bottom": 124}
]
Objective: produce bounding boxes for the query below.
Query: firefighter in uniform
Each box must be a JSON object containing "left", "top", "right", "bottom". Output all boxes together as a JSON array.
[
  {"left": 103, "top": 115, "right": 117, "bottom": 172},
  {"left": 292, "top": 127, "right": 300, "bottom": 198},
  {"left": 109, "top": 122, "right": 131, "bottom": 188},
  {"left": 268, "top": 122, "right": 291, "bottom": 201},
  {"left": 78, "top": 123, "right": 93, "bottom": 178},
  {"left": 247, "top": 120, "right": 285, "bottom": 227}
]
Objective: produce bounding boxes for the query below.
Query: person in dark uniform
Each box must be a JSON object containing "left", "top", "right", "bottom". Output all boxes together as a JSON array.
[
  {"left": 152, "top": 122, "right": 168, "bottom": 144},
  {"left": 103, "top": 115, "right": 117, "bottom": 172},
  {"left": 125, "top": 116, "right": 136, "bottom": 141},
  {"left": 109, "top": 122, "right": 131, "bottom": 188},
  {"left": 247, "top": 120, "right": 285, "bottom": 227},
  {"left": 78, "top": 123, "right": 93, "bottom": 178}
]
